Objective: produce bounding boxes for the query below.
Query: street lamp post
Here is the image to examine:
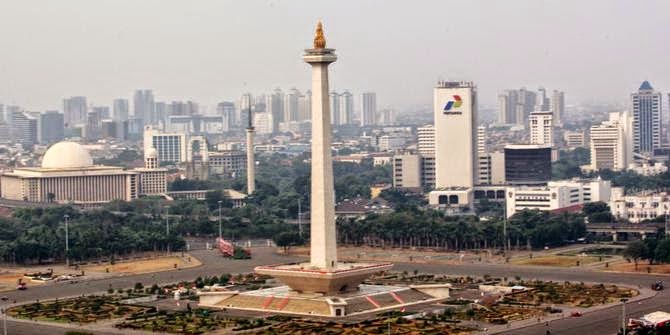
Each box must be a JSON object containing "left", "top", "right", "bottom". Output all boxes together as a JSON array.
[
  {"left": 218, "top": 200, "right": 223, "bottom": 240},
  {"left": 64, "top": 214, "right": 70, "bottom": 267},
  {"left": 165, "top": 207, "right": 170, "bottom": 254},
  {"left": 1, "top": 296, "right": 8, "bottom": 335},
  {"left": 621, "top": 298, "right": 629, "bottom": 335},
  {"left": 298, "top": 198, "right": 303, "bottom": 237}
]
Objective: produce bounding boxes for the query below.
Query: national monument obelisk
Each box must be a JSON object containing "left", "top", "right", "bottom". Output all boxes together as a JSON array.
[
  {"left": 255, "top": 22, "right": 391, "bottom": 295},
  {"left": 304, "top": 22, "right": 338, "bottom": 270}
]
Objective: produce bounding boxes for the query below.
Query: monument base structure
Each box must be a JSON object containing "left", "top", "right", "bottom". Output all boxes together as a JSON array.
[
  {"left": 199, "top": 283, "right": 449, "bottom": 317},
  {"left": 196, "top": 22, "right": 453, "bottom": 318},
  {"left": 255, "top": 262, "right": 393, "bottom": 295}
]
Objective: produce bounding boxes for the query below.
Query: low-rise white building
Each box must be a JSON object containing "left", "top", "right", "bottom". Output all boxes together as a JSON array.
[
  {"left": 628, "top": 162, "right": 668, "bottom": 176},
  {"left": 610, "top": 188, "right": 670, "bottom": 222},
  {"left": 505, "top": 178, "right": 612, "bottom": 218}
]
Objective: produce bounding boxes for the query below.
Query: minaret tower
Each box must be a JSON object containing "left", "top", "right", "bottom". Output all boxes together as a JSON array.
[
  {"left": 304, "top": 22, "right": 338, "bottom": 269},
  {"left": 246, "top": 101, "right": 256, "bottom": 194}
]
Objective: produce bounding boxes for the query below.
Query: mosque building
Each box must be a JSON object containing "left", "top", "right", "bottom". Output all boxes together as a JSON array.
[{"left": 0, "top": 141, "right": 167, "bottom": 205}]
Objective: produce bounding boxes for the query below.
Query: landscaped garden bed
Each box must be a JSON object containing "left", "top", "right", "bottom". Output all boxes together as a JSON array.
[
  {"left": 116, "top": 308, "right": 255, "bottom": 334},
  {"left": 250, "top": 317, "right": 476, "bottom": 335},
  {"left": 7, "top": 295, "right": 152, "bottom": 323},
  {"left": 504, "top": 280, "right": 637, "bottom": 307}
]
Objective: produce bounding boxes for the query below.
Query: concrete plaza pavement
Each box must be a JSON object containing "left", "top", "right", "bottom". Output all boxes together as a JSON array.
[{"left": 1, "top": 247, "right": 668, "bottom": 334}]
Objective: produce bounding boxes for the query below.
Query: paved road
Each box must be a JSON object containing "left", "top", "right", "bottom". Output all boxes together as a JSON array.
[{"left": 1, "top": 248, "right": 666, "bottom": 334}]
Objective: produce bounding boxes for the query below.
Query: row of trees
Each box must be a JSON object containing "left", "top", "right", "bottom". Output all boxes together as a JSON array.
[
  {"left": 1, "top": 207, "right": 185, "bottom": 264},
  {"left": 337, "top": 207, "right": 586, "bottom": 251},
  {"left": 623, "top": 238, "right": 670, "bottom": 269}
]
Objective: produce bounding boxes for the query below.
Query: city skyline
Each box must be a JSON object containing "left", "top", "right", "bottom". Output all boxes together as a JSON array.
[{"left": 0, "top": 0, "right": 668, "bottom": 111}]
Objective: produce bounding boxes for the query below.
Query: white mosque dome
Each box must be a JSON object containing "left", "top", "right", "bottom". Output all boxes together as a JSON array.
[{"left": 41, "top": 141, "right": 94, "bottom": 169}]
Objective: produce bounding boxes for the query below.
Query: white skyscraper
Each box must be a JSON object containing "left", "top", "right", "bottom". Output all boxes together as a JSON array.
[
  {"left": 589, "top": 112, "right": 633, "bottom": 171},
  {"left": 217, "top": 102, "right": 236, "bottom": 132},
  {"left": 417, "top": 124, "right": 435, "bottom": 156},
  {"left": 631, "top": 81, "right": 662, "bottom": 155},
  {"left": 536, "top": 87, "right": 550, "bottom": 111},
  {"left": 529, "top": 111, "right": 553, "bottom": 145},
  {"left": 253, "top": 112, "right": 274, "bottom": 135},
  {"left": 329, "top": 91, "right": 340, "bottom": 125},
  {"left": 498, "top": 90, "right": 518, "bottom": 124},
  {"left": 134, "top": 89, "right": 155, "bottom": 126},
  {"left": 360, "top": 92, "right": 377, "bottom": 126},
  {"left": 298, "top": 90, "right": 311, "bottom": 121},
  {"left": 434, "top": 81, "right": 477, "bottom": 189},
  {"left": 268, "top": 88, "right": 284, "bottom": 132},
  {"left": 516, "top": 88, "right": 536, "bottom": 127},
  {"left": 63, "top": 96, "right": 87, "bottom": 127},
  {"left": 477, "top": 125, "right": 487, "bottom": 154},
  {"left": 338, "top": 90, "right": 354, "bottom": 125},
  {"left": 551, "top": 90, "right": 565, "bottom": 126},
  {"left": 113, "top": 98, "right": 129, "bottom": 121},
  {"left": 284, "top": 88, "right": 300, "bottom": 122}
]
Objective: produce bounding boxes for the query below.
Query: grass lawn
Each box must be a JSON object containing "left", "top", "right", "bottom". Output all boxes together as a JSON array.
[
  {"left": 82, "top": 255, "right": 200, "bottom": 275},
  {"left": 608, "top": 261, "right": 670, "bottom": 274},
  {"left": 512, "top": 255, "right": 600, "bottom": 267}
]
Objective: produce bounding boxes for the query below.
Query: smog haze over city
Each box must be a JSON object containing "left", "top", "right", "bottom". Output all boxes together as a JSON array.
[
  {"left": 0, "top": 0, "right": 668, "bottom": 111},
  {"left": 3, "top": 1, "right": 670, "bottom": 335}
]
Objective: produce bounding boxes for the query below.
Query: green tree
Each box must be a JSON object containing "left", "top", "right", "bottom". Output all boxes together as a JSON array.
[
  {"left": 624, "top": 240, "right": 648, "bottom": 270},
  {"left": 654, "top": 239, "right": 670, "bottom": 264},
  {"left": 273, "top": 231, "right": 305, "bottom": 253}
]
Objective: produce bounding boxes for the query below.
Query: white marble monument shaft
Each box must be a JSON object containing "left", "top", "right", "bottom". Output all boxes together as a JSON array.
[{"left": 304, "top": 49, "right": 337, "bottom": 269}]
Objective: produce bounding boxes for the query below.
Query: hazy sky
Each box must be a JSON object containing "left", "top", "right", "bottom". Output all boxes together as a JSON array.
[{"left": 0, "top": 0, "right": 669, "bottom": 112}]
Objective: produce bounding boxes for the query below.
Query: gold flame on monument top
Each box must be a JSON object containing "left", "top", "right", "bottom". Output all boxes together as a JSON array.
[{"left": 313, "top": 21, "right": 326, "bottom": 49}]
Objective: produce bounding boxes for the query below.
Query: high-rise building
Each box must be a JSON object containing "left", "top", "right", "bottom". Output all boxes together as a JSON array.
[
  {"left": 477, "top": 125, "right": 487, "bottom": 154},
  {"left": 434, "top": 81, "right": 477, "bottom": 189},
  {"left": 378, "top": 109, "right": 395, "bottom": 125},
  {"left": 497, "top": 90, "right": 518, "bottom": 124},
  {"left": 338, "top": 90, "right": 354, "bottom": 125},
  {"left": 86, "top": 110, "right": 101, "bottom": 140},
  {"left": 631, "top": 81, "right": 662, "bottom": 155},
  {"left": 360, "top": 92, "right": 377, "bottom": 126},
  {"left": 417, "top": 124, "right": 435, "bottom": 156},
  {"left": 284, "top": 88, "right": 300, "bottom": 122},
  {"left": 564, "top": 130, "right": 586, "bottom": 148},
  {"left": 154, "top": 102, "right": 166, "bottom": 127},
  {"left": 253, "top": 112, "right": 274, "bottom": 134},
  {"left": 39, "top": 111, "right": 64, "bottom": 144},
  {"left": 504, "top": 144, "right": 552, "bottom": 185},
  {"left": 101, "top": 120, "right": 117, "bottom": 139},
  {"left": 134, "top": 89, "right": 155, "bottom": 126},
  {"left": 63, "top": 96, "right": 87, "bottom": 127},
  {"left": 217, "top": 102, "right": 236, "bottom": 132},
  {"left": 536, "top": 87, "right": 550, "bottom": 111},
  {"left": 529, "top": 111, "right": 553, "bottom": 145},
  {"left": 392, "top": 154, "right": 422, "bottom": 190},
  {"left": 11, "top": 111, "right": 37, "bottom": 148},
  {"left": 329, "top": 91, "right": 340, "bottom": 125},
  {"left": 298, "top": 90, "right": 311, "bottom": 121},
  {"left": 588, "top": 112, "right": 633, "bottom": 171},
  {"left": 551, "top": 90, "right": 565, "bottom": 126},
  {"left": 516, "top": 88, "right": 536, "bottom": 126},
  {"left": 113, "top": 98, "right": 129, "bottom": 121},
  {"left": 268, "top": 88, "right": 284, "bottom": 131},
  {"left": 167, "top": 100, "right": 198, "bottom": 117}
]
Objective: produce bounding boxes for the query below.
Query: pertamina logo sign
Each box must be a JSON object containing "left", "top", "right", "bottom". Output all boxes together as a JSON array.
[{"left": 442, "top": 95, "right": 463, "bottom": 115}]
